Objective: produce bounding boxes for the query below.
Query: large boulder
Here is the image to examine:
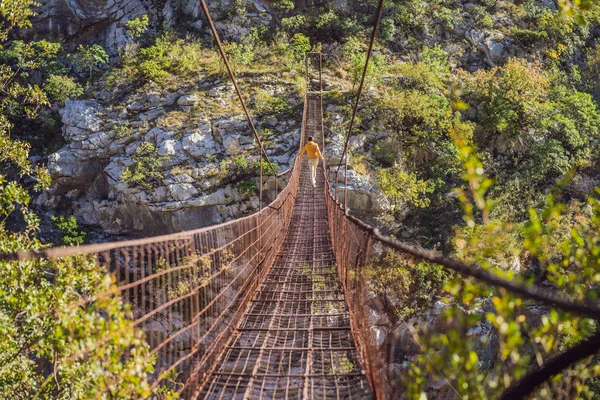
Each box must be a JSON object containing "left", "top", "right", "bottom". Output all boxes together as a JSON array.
[
  {"left": 60, "top": 100, "right": 103, "bottom": 139},
  {"left": 331, "top": 169, "right": 389, "bottom": 216}
]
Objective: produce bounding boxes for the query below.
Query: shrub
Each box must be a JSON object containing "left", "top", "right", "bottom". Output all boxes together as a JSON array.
[
  {"left": 223, "top": 41, "right": 254, "bottom": 67},
  {"left": 114, "top": 121, "right": 132, "bottom": 138},
  {"left": 134, "top": 32, "right": 203, "bottom": 83},
  {"left": 379, "top": 18, "right": 395, "bottom": 41},
  {"left": 289, "top": 33, "right": 311, "bottom": 61},
  {"left": 51, "top": 215, "right": 86, "bottom": 245},
  {"left": 232, "top": 155, "right": 249, "bottom": 169},
  {"left": 367, "top": 250, "right": 451, "bottom": 318},
  {"left": 74, "top": 44, "right": 109, "bottom": 81},
  {"left": 273, "top": 0, "right": 294, "bottom": 10},
  {"left": 281, "top": 15, "right": 306, "bottom": 34},
  {"left": 251, "top": 90, "right": 290, "bottom": 115},
  {"left": 43, "top": 75, "right": 84, "bottom": 103},
  {"left": 376, "top": 168, "right": 432, "bottom": 219},
  {"left": 120, "top": 142, "right": 167, "bottom": 189},
  {"left": 0, "top": 3, "right": 166, "bottom": 398},
  {"left": 126, "top": 14, "right": 149, "bottom": 40},
  {"left": 238, "top": 179, "right": 257, "bottom": 196}
]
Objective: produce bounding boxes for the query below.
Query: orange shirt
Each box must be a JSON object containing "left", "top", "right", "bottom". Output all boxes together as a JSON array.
[{"left": 299, "top": 141, "right": 324, "bottom": 160}]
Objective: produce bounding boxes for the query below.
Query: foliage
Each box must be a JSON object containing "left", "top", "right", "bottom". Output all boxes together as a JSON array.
[
  {"left": 51, "top": 215, "right": 86, "bottom": 246},
  {"left": 134, "top": 31, "right": 203, "bottom": 84},
  {"left": 114, "top": 121, "right": 132, "bottom": 138},
  {"left": 341, "top": 36, "right": 390, "bottom": 90},
  {"left": 0, "top": 3, "right": 170, "bottom": 397},
  {"left": 120, "top": 142, "right": 167, "bottom": 189},
  {"left": 376, "top": 168, "right": 432, "bottom": 219},
  {"left": 404, "top": 126, "right": 600, "bottom": 398},
  {"left": 238, "top": 179, "right": 257, "bottom": 196},
  {"left": 280, "top": 15, "right": 306, "bottom": 34},
  {"left": 368, "top": 250, "right": 451, "bottom": 319},
  {"left": 0, "top": 0, "right": 37, "bottom": 40},
  {"left": 250, "top": 90, "right": 290, "bottom": 115},
  {"left": 125, "top": 14, "right": 149, "bottom": 40},
  {"left": 43, "top": 75, "right": 84, "bottom": 103},
  {"left": 461, "top": 58, "right": 600, "bottom": 218},
  {"left": 288, "top": 33, "right": 311, "bottom": 61},
  {"left": 74, "top": 44, "right": 109, "bottom": 81},
  {"left": 379, "top": 18, "right": 395, "bottom": 41},
  {"left": 272, "top": 0, "right": 294, "bottom": 10},
  {"left": 223, "top": 41, "right": 254, "bottom": 67}
]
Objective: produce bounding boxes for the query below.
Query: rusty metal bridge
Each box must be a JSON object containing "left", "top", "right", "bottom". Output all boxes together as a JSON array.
[{"left": 6, "top": 8, "right": 600, "bottom": 398}]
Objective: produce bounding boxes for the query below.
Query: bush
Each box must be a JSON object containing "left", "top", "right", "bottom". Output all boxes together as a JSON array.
[
  {"left": 43, "top": 75, "right": 84, "bottom": 103},
  {"left": 273, "top": 0, "right": 294, "bottom": 10},
  {"left": 281, "top": 15, "right": 306, "bottom": 34},
  {"left": 74, "top": 44, "right": 109, "bottom": 81},
  {"left": 125, "top": 14, "right": 149, "bottom": 40},
  {"left": 379, "top": 18, "right": 396, "bottom": 41},
  {"left": 250, "top": 90, "right": 290, "bottom": 115},
  {"left": 223, "top": 41, "right": 254, "bottom": 67},
  {"left": 51, "top": 215, "right": 86, "bottom": 245},
  {"left": 376, "top": 168, "right": 432, "bottom": 219},
  {"left": 367, "top": 250, "right": 451, "bottom": 318},
  {"left": 120, "top": 142, "right": 167, "bottom": 189},
  {"left": 134, "top": 32, "right": 203, "bottom": 83},
  {"left": 289, "top": 33, "right": 311, "bottom": 61},
  {"left": 238, "top": 179, "right": 257, "bottom": 196}
]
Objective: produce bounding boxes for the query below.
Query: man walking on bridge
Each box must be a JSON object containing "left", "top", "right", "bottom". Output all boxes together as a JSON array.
[{"left": 297, "top": 136, "right": 324, "bottom": 187}]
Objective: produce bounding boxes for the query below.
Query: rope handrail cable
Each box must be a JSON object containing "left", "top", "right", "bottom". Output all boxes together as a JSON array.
[
  {"left": 333, "top": 0, "right": 385, "bottom": 209},
  {"left": 323, "top": 193, "right": 600, "bottom": 320},
  {"left": 500, "top": 330, "right": 600, "bottom": 399},
  {"left": 198, "top": 0, "right": 277, "bottom": 176}
]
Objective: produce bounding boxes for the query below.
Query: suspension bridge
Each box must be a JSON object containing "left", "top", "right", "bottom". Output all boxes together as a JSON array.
[{"left": 5, "top": 1, "right": 600, "bottom": 398}]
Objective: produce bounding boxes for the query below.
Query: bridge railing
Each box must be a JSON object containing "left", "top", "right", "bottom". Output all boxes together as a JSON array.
[
  {"left": 311, "top": 44, "right": 600, "bottom": 397},
  {"left": 5, "top": 138, "right": 305, "bottom": 399},
  {"left": 4, "top": 158, "right": 302, "bottom": 397}
]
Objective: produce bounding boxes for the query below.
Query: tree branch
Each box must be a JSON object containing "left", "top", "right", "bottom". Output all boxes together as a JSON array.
[{"left": 500, "top": 330, "right": 600, "bottom": 399}]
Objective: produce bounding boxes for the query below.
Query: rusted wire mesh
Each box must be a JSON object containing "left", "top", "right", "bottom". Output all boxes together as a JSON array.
[
  {"left": 5, "top": 159, "right": 301, "bottom": 398},
  {"left": 197, "top": 52, "right": 372, "bottom": 399}
]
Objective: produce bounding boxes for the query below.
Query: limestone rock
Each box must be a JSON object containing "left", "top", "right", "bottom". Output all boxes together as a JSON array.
[
  {"left": 168, "top": 183, "right": 199, "bottom": 201},
  {"left": 182, "top": 131, "right": 220, "bottom": 158},
  {"left": 60, "top": 100, "right": 102, "bottom": 139},
  {"left": 177, "top": 94, "right": 200, "bottom": 107}
]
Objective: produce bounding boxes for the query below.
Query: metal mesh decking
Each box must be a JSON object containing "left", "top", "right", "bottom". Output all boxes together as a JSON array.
[{"left": 200, "top": 80, "right": 373, "bottom": 399}]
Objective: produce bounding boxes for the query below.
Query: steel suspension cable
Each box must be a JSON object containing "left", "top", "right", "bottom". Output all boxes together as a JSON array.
[
  {"left": 198, "top": 0, "right": 278, "bottom": 209},
  {"left": 338, "top": 207, "right": 600, "bottom": 320},
  {"left": 333, "top": 0, "right": 385, "bottom": 209}
]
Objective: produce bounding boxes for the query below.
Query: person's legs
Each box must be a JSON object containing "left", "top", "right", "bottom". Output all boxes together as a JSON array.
[{"left": 309, "top": 159, "right": 318, "bottom": 187}]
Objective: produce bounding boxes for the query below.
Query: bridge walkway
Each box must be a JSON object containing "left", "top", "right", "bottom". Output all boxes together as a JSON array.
[{"left": 200, "top": 93, "right": 373, "bottom": 399}]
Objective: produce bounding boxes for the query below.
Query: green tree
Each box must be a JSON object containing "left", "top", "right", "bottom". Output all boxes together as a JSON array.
[
  {"left": 74, "top": 44, "right": 109, "bottom": 81},
  {"left": 289, "top": 33, "right": 311, "bottom": 61},
  {"left": 379, "top": 18, "right": 395, "bottom": 41},
  {"left": 405, "top": 127, "right": 600, "bottom": 398},
  {"left": 376, "top": 168, "right": 432, "bottom": 219},
  {"left": 125, "top": 14, "right": 149, "bottom": 40},
  {"left": 0, "top": 2, "right": 166, "bottom": 398},
  {"left": 43, "top": 75, "right": 84, "bottom": 104}
]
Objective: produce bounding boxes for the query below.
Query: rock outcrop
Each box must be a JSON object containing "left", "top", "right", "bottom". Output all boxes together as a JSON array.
[
  {"left": 21, "top": 0, "right": 272, "bottom": 53},
  {"left": 44, "top": 78, "right": 300, "bottom": 235}
]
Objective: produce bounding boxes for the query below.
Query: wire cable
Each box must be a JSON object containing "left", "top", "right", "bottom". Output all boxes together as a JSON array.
[{"left": 333, "top": 0, "right": 385, "bottom": 208}]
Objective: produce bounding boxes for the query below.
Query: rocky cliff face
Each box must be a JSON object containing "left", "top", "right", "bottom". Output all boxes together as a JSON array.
[
  {"left": 42, "top": 77, "right": 300, "bottom": 235},
  {"left": 22, "top": 0, "right": 271, "bottom": 53}
]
